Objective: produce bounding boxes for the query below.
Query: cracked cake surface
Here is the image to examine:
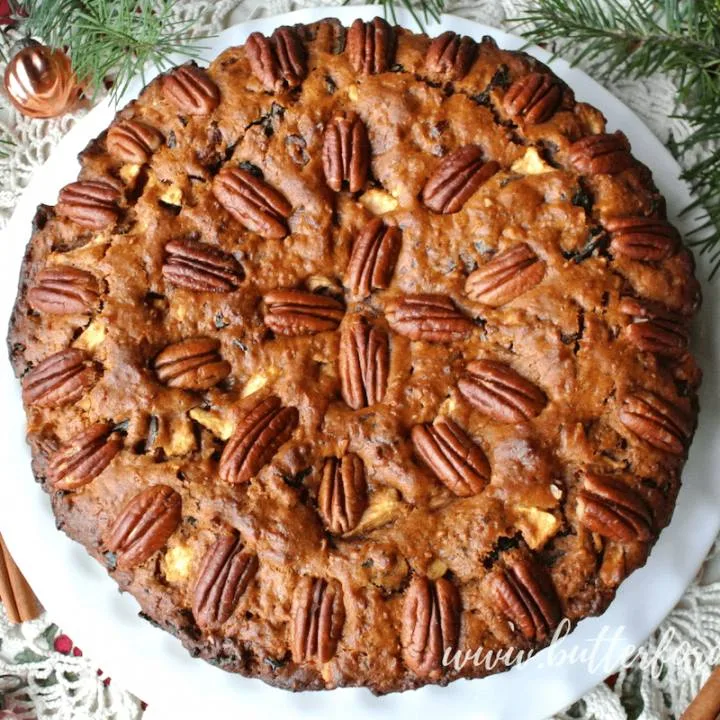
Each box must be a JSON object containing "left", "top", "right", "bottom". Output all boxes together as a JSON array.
[{"left": 6, "top": 17, "right": 702, "bottom": 694}]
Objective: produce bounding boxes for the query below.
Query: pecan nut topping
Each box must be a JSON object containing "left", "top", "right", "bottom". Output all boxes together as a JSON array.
[
  {"left": 162, "top": 238, "right": 243, "bottom": 292},
  {"left": 246, "top": 27, "right": 307, "bottom": 92},
  {"left": 458, "top": 360, "right": 546, "bottom": 423},
  {"left": 577, "top": 473, "right": 653, "bottom": 542},
  {"left": 104, "top": 485, "right": 182, "bottom": 570},
  {"left": 154, "top": 337, "right": 231, "bottom": 390},
  {"left": 161, "top": 64, "right": 220, "bottom": 115},
  {"left": 346, "top": 17, "right": 395, "bottom": 75},
  {"left": 422, "top": 145, "right": 500, "bottom": 214},
  {"left": 27, "top": 266, "right": 100, "bottom": 315},
  {"left": 425, "top": 31, "right": 477, "bottom": 81},
  {"left": 489, "top": 557, "right": 560, "bottom": 641},
  {"left": 402, "top": 575, "right": 461, "bottom": 677},
  {"left": 291, "top": 576, "right": 345, "bottom": 663},
  {"left": 219, "top": 395, "right": 299, "bottom": 484},
  {"left": 322, "top": 113, "right": 370, "bottom": 193},
  {"left": 106, "top": 120, "right": 163, "bottom": 164},
  {"left": 503, "top": 73, "right": 562, "bottom": 125},
  {"left": 22, "top": 348, "right": 100, "bottom": 408},
  {"left": 47, "top": 423, "right": 123, "bottom": 491},
  {"left": 212, "top": 166, "right": 292, "bottom": 239},
  {"left": 618, "top": 391, "right": 692, "bottom": 455},
  {"left": 346, "top": 218, "right": 401, "bottom": 299},
  {"left": 386, "top": 294, "right": 474, "bottom": 342},
  {"left": 263, "top": 290, "right": 345, "bottom": 335},
  {"left": 411, "top": 417, "right": 490, "bottom": 496},
  {"left": 465, "top": 243, "right": 545, "bottom": 307},
  {"left": 339, "top": 316, "right": 390, "bottom": 410},
  {"left": 56, "top": 181, "right": 120, "bottom": 230},
  {"left": 605, "top": 216, "right": 678, "bottom": 261},
  {"left": 619, "top": 296, "right": 689, "bottom": 358},
  {"left": 568, "top": 132, "right": 635, "bottom": 175},
  {"left": 318, "top": 453, "right": 368, "bottom": 534},
  {"left": 192, "top": 532, "right": 259, "bottom": 629}
]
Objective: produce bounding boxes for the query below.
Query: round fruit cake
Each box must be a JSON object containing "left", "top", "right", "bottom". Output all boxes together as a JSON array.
[{"left": 7, "top": 17, "right": 702, "bottom": 693}]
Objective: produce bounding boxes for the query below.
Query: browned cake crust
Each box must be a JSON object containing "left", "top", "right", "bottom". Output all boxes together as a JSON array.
[{"left": 6, "top": 18, "right": 702, "bottom": 694}]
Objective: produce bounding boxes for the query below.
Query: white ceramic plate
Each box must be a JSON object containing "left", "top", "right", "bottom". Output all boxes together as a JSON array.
[{"left": 1, "top": 6, "right": 718, "bottom": 720}]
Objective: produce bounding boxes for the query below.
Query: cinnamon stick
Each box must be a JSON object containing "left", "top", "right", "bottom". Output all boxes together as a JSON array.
[
  {"left": 0, "top": 534, "right": 42, "bottom": 623},
  {"left": 681, "top": 666, "right": 720, "bottom": 720}
]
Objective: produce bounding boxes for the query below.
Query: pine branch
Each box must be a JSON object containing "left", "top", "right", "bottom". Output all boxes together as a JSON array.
[
  {"left": 363, "top": 0, "right": 446, "bottom": 31},
  {"left": 0, "top": 136, "right": 13, "bottom": 159}
]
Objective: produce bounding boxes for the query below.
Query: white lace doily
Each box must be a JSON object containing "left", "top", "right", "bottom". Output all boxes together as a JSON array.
[{"left": 1, "top": 2, "right": 718, "bottom": 718}]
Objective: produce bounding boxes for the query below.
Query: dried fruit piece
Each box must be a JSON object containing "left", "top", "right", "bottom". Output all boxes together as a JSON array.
[
  {"left": 162, "top": 64, "right": 220, "bottom": 115},
  {"left": 22, "top": 348, "right": 100, "bottom": 408},
  {"left": 402, "top": 575, "right": 461, "bottom": 677},
  {"left": 465, "top": 244, "right": 545, "bottom": 306},
  {"left": 56, "top": 181, "right": 120, "bottom": 230},
  {"left": 192, "top": 532, "right": 259, "bottom": 628},
  {"left": 162, "top": 239, "right": 243, "bottom": 292},
  {"left": 422, "top": 145, "right": 499, "bottom": 214},
  {"left": 346, "top": 218, "right": 401, "bottom": 299},
  {"left": 458, "top": 360, "right": 546, "bottom": 423},
  {"left": 322, "top": 113, "right": 370, "bottom": 193},
  {"left": 577, "top": 474, "right": 653, "bottom": 542},
  {"left": 618, "top": 391, "right": 691, "bottom": 454},
  {"left": 411, "top": 417, "right": 490, "bottom": 496},
  {"left": 47, "top": 423, "right": 123, "bottom": 490},
  {"left": 503, "top": 73, "right": 562, "bottom": 124},
  {"left": 27, "top": 266, "right": 100, "bottom": 315},
  {"left": 386, "top": 294, "right": 474, "bottom": 342},
  {"left": 620, "top": 296, "right": 689, "bottom": 358},
  {"left": 263, "top": 290, "right": 344, "bottom": 335},
  {"left": 212, "top": 166, "right": 291, "bottom": 239},
  {"left": 104, "top": 485, "right": 182, "bottom": 569},
  {"left": 605, "top": 216, "right": 678, "bottom": 262},
  {"left": 219, "top": 395, "right": 299, "bottom": 484},
  {"left": 106, "top": 120, "right": 163, "bottom": 164},
  {"left": 318, "top": 453, "right": 368, "bottom": 534},
  {"left": 246, "top": 27, "right": 307, "bottom": 92},
  {"left": 490, "top": 557, "right": 560, "bottom": 641},
  {"left": 291, "top": 576, "right": 345, "bottom": 663},
  {"left": 339, "top": 316, "right": 389, "bottom": 410},
  {"left": 568, "top": 132, "right": 634, "bottom": 175},
  {"left": 425, "top": 31, "right": 477, "bottom": 81},
  {"left": 346, "top": 17, "right": 395, "bottom": 74},
  {"left": 154, "top": 338, "right": 231, "bottom": 390}
]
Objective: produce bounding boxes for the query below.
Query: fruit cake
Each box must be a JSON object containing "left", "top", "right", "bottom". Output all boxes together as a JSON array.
[{"left": 6, "top": 17, "right": 702, "bottom": 694}]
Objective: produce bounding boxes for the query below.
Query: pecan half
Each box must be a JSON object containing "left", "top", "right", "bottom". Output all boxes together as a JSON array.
[
  {"left": 104, "top": 485, "right": 182, "bottom": 569},
  {"left": 56, "top": 181, "right": 120, "bottom": 230},
  {"left": 291, "top": 576, "right": 345, "bottom": 663},
  {"left": 618, "top": 391, "right": 692, "bottom": 455},
  {"left": 318, "top": 453, "right": 368, "bottom": 534},
  {"left": 22, "top": 349, "right": 100, "bottom": 408},
  {"left": 219, "top": 395, "right": 299, "bottom": 484},
  {"left": 346, "top": 17, "right": 395, "bottom": 74},
  {"left": 339, "top": 316, "right": 389, "bottom": 410},
  {"left": 192, "top": 532, "right": 259, "bottom": 628},
  {"left": 27, "top": 266, "right": 100, "bottom": 315},
  {"left": 346, "top": 218, "right": 401, "bottom": 299},
  {"left": 568, "top": 132, "right": 634, "bottom": 175},
  {"left": 605, "top": 216, "right": 678, "bottom": 261},
  {"left": 322, "top": 113, "right": 370, "bottom": 193},
  {"left": 619, "top": 296, "right": 689, "bottom": 358},
  {"left": 263, "top": 290, "right": 344, "bottom": 335},
  {"left": 422, "top": 145, "right": 499, "bottom": 214},
  {"left": 425, "top": 31, "right": 477, "bottom": 81},
  {"left": 465, "top": 244, "right": 545, "bottom": 306},
  {"left": 162, "top": 65, "right": 220, "bottom": 115},
  {"left": 386, "top": 294, "right": 473, "bottom": 342},
  {"left": 154, "top": 337, "right": 231, "bottom": 390},
  {"left": 162, "top": 239, "right": 243, "bottom": 292},
  {"left": 47, "top": 423, "right": 123, "bottom": 491},
  {"left": 411, "top": 417, "right": 490, "bottom": 496},
  {"left": 458, "top": 360, "right": 546, "bottom": 423},
  {"left": 402, "top": 575, "right": 461, "bottom": 677},
  {"left": 503, "top": 73, "right": 562, "bottom": 124},
  {"left": 106, "top": 120, "right": 163, "bottom": 164},
  {"left": 212, "top": 166, "right": 291, "bottom": 239},
  {"left": 577, "top": 473, "right": 653, "bottom": 542},
  {"left": 246, "top": 27, "right": 307, "bottom": 92}
]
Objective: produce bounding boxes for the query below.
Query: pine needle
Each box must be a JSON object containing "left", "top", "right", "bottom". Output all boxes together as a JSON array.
[{"left": 366, "top": 0, "right": 446, "bottom": 31}]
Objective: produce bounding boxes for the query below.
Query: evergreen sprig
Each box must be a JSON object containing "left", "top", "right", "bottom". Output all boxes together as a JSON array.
[
  {"left": 0, "top": 136, "right": 13, "bottom": 159},
  {"left": 363, "top": 0, "right": 446, "bottom": 32}
]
